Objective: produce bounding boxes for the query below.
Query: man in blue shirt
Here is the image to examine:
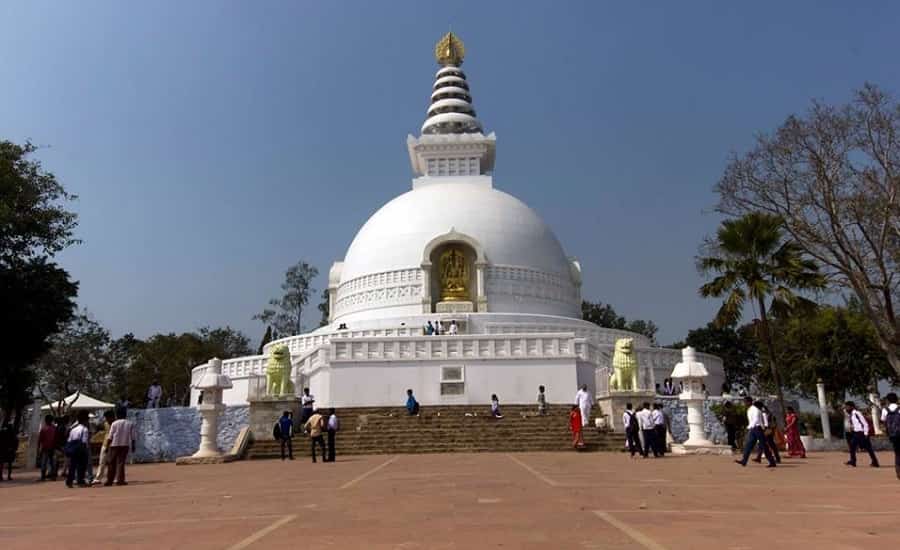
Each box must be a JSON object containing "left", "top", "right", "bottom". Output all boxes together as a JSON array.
[
  {"left": 406, "top": 389, "right": 420, "bottom": 416},
  {"left": 277, "top": 411, "right": 294, "bottom": 460}
]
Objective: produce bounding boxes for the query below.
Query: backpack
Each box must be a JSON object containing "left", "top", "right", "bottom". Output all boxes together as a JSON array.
[
  {"left": 625, "top": 411, "right": 638, "bottom": 434},
  {"left": 272, "top": 422, "right": 282, "bottom": 440},
  {"left": 885, "top": 407, "right": 900, "bottom": 438}
]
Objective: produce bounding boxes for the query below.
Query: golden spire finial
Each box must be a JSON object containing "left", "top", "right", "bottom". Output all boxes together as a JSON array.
[{"left": 435, "top": 31, "right": 465, "bottom": 66}]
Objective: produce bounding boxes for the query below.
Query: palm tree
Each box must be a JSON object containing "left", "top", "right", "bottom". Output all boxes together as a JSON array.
[{"left": 698, "top": 212, "right": 825, "bottom": 422}]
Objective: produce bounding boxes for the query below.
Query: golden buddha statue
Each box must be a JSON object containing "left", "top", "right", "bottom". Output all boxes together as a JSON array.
[{"left": 439, "top": 247, "right": 469, "bottom": 301}]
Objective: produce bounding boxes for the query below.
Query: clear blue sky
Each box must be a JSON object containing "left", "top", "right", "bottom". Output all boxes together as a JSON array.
[{"left": 2, "top": 2, "right": 898, "bottom": 346}]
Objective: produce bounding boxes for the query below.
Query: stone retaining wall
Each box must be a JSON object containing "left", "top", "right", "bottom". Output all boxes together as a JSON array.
[
  {"left": 129, "top": 406, "right": 248, "bottom": 463},
  {"left": 659, "top": 397, "right": 729, "bottom": 445}
]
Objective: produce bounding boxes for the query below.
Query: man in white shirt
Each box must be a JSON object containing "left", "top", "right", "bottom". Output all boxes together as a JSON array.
[
  {"left": 651, "top": 404, "right": 667, "bottom": 457},
  {"left": 635, "top": 402, "right": 658, "bottom": 458},
  {"left": 300, "top": 388, "right": 315, "bottom": 424},
  {"left": 146, "top": 381, "right": 162, "bottom": 409},
  {"left": 736, "top": 397, "right": 776, "bottom": 467},
  {"left": 65, "top": 411, "right": 91, "bottom": 488},
  {"left": 844, "top": 401, "right": 879, "bottom": 468},
  {"left": 325, "top": 409, "right": 339, "bottom": 463},
  {"left": 448, "top": 320, "right": 459, "bottom": 335},
  {"left": 622, "top": 403, "right": 640, "bottom": 458},
  {"left": 105, "top": 408, "right": 136, "bottom": 485},
  {"left": 574, "top": 385, "right": 592, "bottom": 428}
]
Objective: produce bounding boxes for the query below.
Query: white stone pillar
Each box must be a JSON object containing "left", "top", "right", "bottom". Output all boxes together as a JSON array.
[
  {"left": 816, "top": 379, "right": 832, "bottom": 440},
  {"left": 683, "top": 391, "right": 711, "bottom": 446},
  {"left": 672, "top": 348, "right": 712, "bottom": 447},
  {"left": 420, "top": 264, "right": 431, "bottom": 313},
  {"left": 195, "top": 404, "right": 221, "bottom": 457},
  {"left": 191, "top": 358, "right": 231, "bottom": 458}
]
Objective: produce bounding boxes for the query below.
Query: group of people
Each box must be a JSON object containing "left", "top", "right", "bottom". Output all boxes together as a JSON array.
[
  {"left": 734, "top": 394, "right": 900, "bottom": 474},
  {"left": 275, "top": 388, "right": 340, "bottom": 463},
  {"left": 423, "top": 320, "right": 459, "bottom": 336},
  {"left": 619, "top": 402, "right": 667, "bottom": 458},
  {"left": 32, "top": 407, "right": 135, "bottom": 487}
]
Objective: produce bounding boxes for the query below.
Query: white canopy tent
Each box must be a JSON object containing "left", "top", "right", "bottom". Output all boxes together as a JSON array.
[{"left": 41, "top": 393, "right": 116, "bottom": 411}]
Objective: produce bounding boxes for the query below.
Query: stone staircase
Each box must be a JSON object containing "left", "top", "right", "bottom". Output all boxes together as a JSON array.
[{"left": 245, "top": 404, "right": 624, "bottom": 458}]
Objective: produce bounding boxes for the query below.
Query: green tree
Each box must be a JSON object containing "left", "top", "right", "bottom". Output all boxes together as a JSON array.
[
  {"left": 0, "top": 259, "right": 77, "bottom": 428},
  {"left": 254, "top": 261, "right": 319, "bottom": 336},
  {"left": 715, "top": 84, "right": 900, "bottom": 378},
  {"left": 198, "top": 326, "right": 252, "bottom": 359},
  {"left": 257, "top": 326, "right": 273, "bottom": 355},
  {"left": 0, "top": 141, "right": 79, "bottom": 264},
  {"left": 698, "top": 212, "right": 825, "bottom": 420},
  {"left": 768, "top": 305, "right": 895, "bottom": 410},
  {"left": 0, "top": 141, "right": 79, "bottom": 428},
  {"left": 33, "top": 312, "right": 116, "bottom": 409},
  {"left": 318, "top": 288, "right": 330, "bottom": 327},
  {"left": 124, "top": 327, "right": 253, "bottom": 407},
  {"left": 671, "top": 322, "right": 760, "bottom": 389},
  {"left": 581, "top": 300, "right": 659, "bottom": 343}
]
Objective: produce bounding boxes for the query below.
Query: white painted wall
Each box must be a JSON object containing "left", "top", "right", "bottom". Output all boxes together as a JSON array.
[{"left": 308, "top": 358, "right": 580, "bottom": 408}]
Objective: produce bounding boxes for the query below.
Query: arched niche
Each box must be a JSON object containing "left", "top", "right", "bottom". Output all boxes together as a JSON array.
[{"left": 420, "top": 228, "right": 488, "bottom": 313}]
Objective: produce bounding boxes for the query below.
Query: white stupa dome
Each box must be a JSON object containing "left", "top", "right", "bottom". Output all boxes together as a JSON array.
[
  {"left": 332, "top": 181, "right": 581, "bottom": 323},
  {"left": 340, "top": 182, "right": 571, "bottom": 281}
]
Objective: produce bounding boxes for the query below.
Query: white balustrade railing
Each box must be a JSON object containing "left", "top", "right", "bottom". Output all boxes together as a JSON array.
[
  {"left": 189, "top": 330, "right": 725, "bottom": 383},
  {"left": 329, "top": 333, "right": 578, "bottom": 363}
]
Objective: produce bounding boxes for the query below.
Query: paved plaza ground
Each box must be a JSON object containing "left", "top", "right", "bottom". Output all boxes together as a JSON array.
[{"left": 0, "top": 451, "right": 896, "bottom": 549}]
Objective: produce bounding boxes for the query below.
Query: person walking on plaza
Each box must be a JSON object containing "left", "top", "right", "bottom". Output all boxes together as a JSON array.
[
  {"left": 569, "top": 405, "right": 585, "bottom": 449},
  {"left": 537, "top": 385, "right": 548, "bottom": 416},
  {"left": 491, "top": 394, "right": 504, "bottom": 419},
  {"left": 735, "top": 397, "right": 776, "bottom": 468},
  {"left": 64, "top": 411, "right": 91, "bottom": 487},
  {"left": 53, "top": 416, "right": 69, "bottom": 480},
  {"left": 300, "top": 388, "right": 315, "bottom": 423},
  {"left": 105, "top": 407, "right": 136, "bottom": 486},
  {"left": 622, "top": 403, "right": 640, "bottom": 458},
  {"left": 276, "top": 411, "right": 294, "bottom": 460},
  {"left": 754, "top": 405, "right": 782, "bottom": 464},
  {"left": 575, "top": 384, "right": 592, "bottom": 428},
  {"left": 722, "top": 401, "right": 740, "bottom": 451},
  {"left": 880, "top": 392, "right": 900, "bottom": 480},
  {"left": 406, "top": 389, "right": 420, "bottom": 415},
  {"left": 37, "top": 414, "right": 58, "bottom": 481},
  {"left": 783, "top": 406, "right": 806, "bottom": 459},
  {"left": 304, "top": 409, "right": 326, "bottom": 463},
  {"left": 0, "top": 422, "right": 18, "bottom": 481},
  {"left": 92, "top": 410, "right": 116, "bottom": 485},
  {"left": 146, "top": 380, "right": 162, "bottom": 409},
  {"left": 636, "top": 402, "right": 658, "bottom": 458},
  {"left": 651, "top": 403, "right": 666, "bottom": 457},
  {"left": 326, "top": 409, "right": 339, "bottom": 462},
  {"left": 844, "top": 401, "right": 879, "bottom": 468}
]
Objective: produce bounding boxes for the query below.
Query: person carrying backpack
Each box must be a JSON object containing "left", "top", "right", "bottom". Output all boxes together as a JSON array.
[
  {"left": 274, "top": 411, "right": 294, "bottom": 461},
  {"left": 844, "top": 401, "right": 879, "bottom": 468},
  {"left": 622, "top": 403, "right": 641, "bottom": 458},
  {"left": 880, "top": 392, "right": 900, "bottom": 480}
]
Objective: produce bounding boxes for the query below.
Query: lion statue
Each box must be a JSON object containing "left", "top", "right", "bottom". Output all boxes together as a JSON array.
[
  {"left": 609, "top": 338, "right": 639, "bottom": 391},
  {"left": 266, "top": 344, "right": 294, "bottom": 396}
]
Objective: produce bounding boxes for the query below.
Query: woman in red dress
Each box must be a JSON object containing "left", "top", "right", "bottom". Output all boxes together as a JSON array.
[
  {"left": 784, "top": 406, "right": 806, "bottom": 458},
  {"left": 569, "top": 405, "right": 585, "bottom": 449}
]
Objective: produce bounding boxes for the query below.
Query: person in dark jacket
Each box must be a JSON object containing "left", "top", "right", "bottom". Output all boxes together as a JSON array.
[
  {"left": 277, "top": 411, "right": 294, "bottom": 460},
  {"left": 0, "top": 422, "right": 19, "bottom": 481}
]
